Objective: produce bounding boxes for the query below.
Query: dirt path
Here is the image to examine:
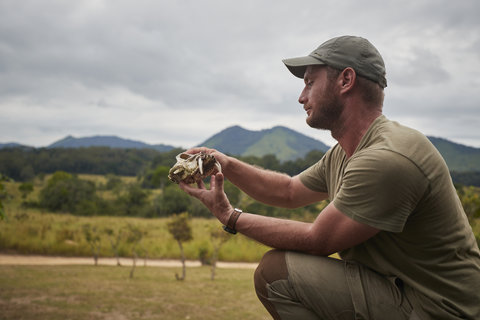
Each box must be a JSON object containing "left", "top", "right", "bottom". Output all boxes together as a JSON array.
[{"left": 0, "top": 254, "right": 258, "bottom": 269}]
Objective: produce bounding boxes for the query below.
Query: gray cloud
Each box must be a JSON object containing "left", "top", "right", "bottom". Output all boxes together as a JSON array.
[{"left": 1, "top": 0, "right": 479, "bottom": 148}]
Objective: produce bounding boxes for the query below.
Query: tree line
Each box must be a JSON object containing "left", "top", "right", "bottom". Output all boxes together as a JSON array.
[
  {"left": 1, "top": 145, "right": 479, "bottom": 227},
  {"left": 2, "top": 146, "right": 480, "bottom": 186},
  {"left": 0, "top": 146, "right": 175, "bottom": 181},
  {"left": 0, "top": 147, "right": 326, "bottom": 182}
]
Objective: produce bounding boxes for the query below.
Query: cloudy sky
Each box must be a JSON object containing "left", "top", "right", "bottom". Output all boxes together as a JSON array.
[{"left": 1, "top": 0, "right": 479, "bottom": 149}]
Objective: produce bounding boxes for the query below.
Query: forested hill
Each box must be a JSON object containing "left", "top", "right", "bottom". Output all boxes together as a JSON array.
[
  {"left": 2, "top": 127, "right": 478, "bottom": 169},
  {"left": 47, "top": 135, "right": 175, "bottom": 152},
  {"left": 1, "top": 126, "right": 480, "bottom": 186},
  {"left": 428, "top": 137, "right": 480, "bottom": 172},
  {"left": 199, "top": 125, "right": 330, "bottom": 162}
]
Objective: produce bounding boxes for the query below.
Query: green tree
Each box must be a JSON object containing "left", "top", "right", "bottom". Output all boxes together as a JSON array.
[
  {"left": 18, "top": 182, "right": 34, "bottom": 200},
  {"left": 167, "top": 213, "right": 193, "bottom": 280},
  {"left": 158, "top": 184, "right": 191, "bottom": 216},
  {"left": 104, "top": 174, "right": 123, "bottom": 193},
  {"left": 0, "top": 174, "right": 12, "bottom": 220},
  {"left": 224, "top": 180, "right": 241, "bottom": 207},
  {"left": 117, "top": 183, "right": 150, "bottom": 216},
  {"left": 187, "top": 197, "right": 211, "bottom": 218},
  {"left": 457, "top": 186, "right": 480, "bottom": 225},
  {"left": 209, "top": 225, "right": 231, "bottom": 280},
  {"left": 125, "top": 224, "right": 144, "bottom": 278},
  {"left": 105, "top": 227, "right": 124, "bottom": 266},
  {"left": 142, "top": 165, "right": 172, "bottom": 189},
  {"left": 39, "top": 171, "right": 98, "bottom": 215},
  {"left": 82, "top": 224, "right": 101, "bottom": 266}
]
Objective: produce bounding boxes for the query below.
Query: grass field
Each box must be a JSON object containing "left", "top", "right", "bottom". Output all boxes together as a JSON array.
[
  {"left": 0, "top": 209, "right": 271, "bottom": 263},
  {"left": 1, "top": 177, "right": 271, "bottom": 262},
  {"left": 0, "top": 264, "right": 271, "bottom": 320},
  {"left": 1, "top": 175, "right": 478, "bottom": 320}
]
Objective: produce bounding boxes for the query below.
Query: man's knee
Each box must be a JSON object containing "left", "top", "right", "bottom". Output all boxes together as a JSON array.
[
  {"left": 254, "top": 250, "right": 289, "bottom": 319},
  {"left": 254, "top": 249, "right": 288, "bottom": 292}
]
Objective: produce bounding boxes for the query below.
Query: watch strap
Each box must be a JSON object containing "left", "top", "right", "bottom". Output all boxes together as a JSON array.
[{"left": 223, "top": 208, "right": 242, "bottom": 234}]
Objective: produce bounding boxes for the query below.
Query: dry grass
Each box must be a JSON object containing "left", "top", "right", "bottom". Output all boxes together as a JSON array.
[{"left": 0, "top": 264, "right": 271, "bottom": 320}]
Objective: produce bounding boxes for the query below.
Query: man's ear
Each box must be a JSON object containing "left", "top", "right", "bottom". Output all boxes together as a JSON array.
[{"left": 339, "top": 67, "right": 356, "bottom": 93}]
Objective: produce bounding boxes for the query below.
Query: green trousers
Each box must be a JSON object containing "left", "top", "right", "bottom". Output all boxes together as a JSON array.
[{"left": 254, "top": 250, "right": 420, "bottom": 320}]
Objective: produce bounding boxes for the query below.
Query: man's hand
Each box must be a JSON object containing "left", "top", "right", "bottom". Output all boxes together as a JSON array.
[
  {"left": 184, "top": 147, "right": 229, "bottom": 171},
  {"left": 179, "top": 172, "right": 233, "bottom": 225}
]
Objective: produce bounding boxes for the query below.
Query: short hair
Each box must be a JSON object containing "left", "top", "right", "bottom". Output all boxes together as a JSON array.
[
  {"left": 325, "top": 66, "right": 385, "bottom": 107},
  {"left": 356, "top": 76, "right": 385, "bottom": 107}
]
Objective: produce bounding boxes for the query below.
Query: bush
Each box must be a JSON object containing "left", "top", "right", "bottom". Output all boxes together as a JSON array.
[{"left": 39, "top": 171, "right": 99, "bottom": 215}]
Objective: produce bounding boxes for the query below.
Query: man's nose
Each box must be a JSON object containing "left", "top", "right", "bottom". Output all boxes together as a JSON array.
[{"left": 298, "top": 88, "right": 307, "bottom": 104}]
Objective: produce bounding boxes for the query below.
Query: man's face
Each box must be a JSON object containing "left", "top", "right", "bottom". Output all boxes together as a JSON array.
[{"left": 298, "top": 66, "right": 344, "bottom": 131}]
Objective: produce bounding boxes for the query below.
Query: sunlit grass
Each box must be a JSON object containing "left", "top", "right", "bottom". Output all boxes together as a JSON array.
[
  {"left": 1, "top": 178, "right": 270, "bottom": 262},
  {"left": 0, "top": 265, "right": 270, "bottom": 320}
]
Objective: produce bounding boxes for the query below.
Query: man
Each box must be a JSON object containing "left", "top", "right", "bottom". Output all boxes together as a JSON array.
[{"left": 179, "top": 36, "right": 480, "bottom": 319}]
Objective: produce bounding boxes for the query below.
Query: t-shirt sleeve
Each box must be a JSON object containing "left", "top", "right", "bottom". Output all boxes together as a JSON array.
[
  {"left": 299, "top": 155, "right": 328, "bottom": 193},
  {"left": 334, "top": 149, "right": 429, "bottom": 232}
]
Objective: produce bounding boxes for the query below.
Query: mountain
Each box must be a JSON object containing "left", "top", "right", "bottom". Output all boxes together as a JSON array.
[
  {"left": 198, "top": 125, "right": 480, "bottom": 170},
  {"left": 198, "top": 125, "right": 330, "bottom": 162},
  {"left": 2, "top": 128, "right": 480, "bottom": 173},
  {"left": 0, "top": 142, "right": 29, "bottom": 149},
  {"left": 428, "top": 137, "right": 480, "bottom": 172},
  {"left": 47, "top": 135, "right": 176, "bottom": 152}
]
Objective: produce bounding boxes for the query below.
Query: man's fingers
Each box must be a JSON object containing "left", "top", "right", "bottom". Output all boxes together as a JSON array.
[
  {"left": 196, "top": 179, "right": 205, "bottom": 189},
  {"left": 215, "top": 172, "right": 224, "bottom": 192},
  {"left": 210, "top": 173, "right": 224, "bottom": 191},
  {"left": 178, "top": 182, "right": 200, "bottom": 197},
  {"left": 185, "top": 147, "right": 212, "bottom": 155}
]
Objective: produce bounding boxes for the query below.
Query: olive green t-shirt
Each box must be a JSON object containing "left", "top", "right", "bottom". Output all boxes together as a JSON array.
[{"left": 300, "top": 115, "right": 480, "bottom": 319}]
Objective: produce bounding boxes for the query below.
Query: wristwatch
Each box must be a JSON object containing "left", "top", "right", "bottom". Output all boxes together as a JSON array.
[{"left": 223, "top": 208, "right": 243, "bottom": 234}]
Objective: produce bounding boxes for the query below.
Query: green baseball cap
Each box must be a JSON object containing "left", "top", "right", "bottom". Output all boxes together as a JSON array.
[{"left": 282, "top": 35, "right": 387, "bottom": 88}]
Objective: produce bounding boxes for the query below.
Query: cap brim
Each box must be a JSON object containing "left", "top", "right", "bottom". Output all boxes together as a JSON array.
[{"left": 282, "top": 55, "right": 326, "bottom": 78}]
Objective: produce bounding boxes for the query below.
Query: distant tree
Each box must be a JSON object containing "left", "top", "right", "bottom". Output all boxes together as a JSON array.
[
  {"left": 224, "top": 180, "right": 241, "bottom": 207},
  {"left": 105, "top": 227, "right": 124, "bottom": 266},
  {"left": 209, "top": 225, "right": 231, "bottom": 281},
  {"left": 158, "top": 184, "right": 191, "bottom": 216},
  {"left": 261, "top": 154, "right": 281, "bottom": 171},
  {"left": 142, "top": 165, "right": 172, "bottom": 189},
  {"left": 104, "top": 174, "right": 123, "bottom": 193},
  {"left": 82, "top": 224, "right": 101, "bottom": 266},
  {"left": 18, "top": 182, "right": 34, "bottom": 200},
  {"left": 167, "top": 213, "right": 193, "bottom": 280},
  {"left": 117, "top": 183, "right": 150, "bottom": 216},
  {"left": 148, "top": 148, "right": 184, "bottom": 169},
  {"left": 19, "top": 165, "right": 35, "bottom": 182},
  {"left": 39, "top": 171, "right": 97, "bottom": 214},
  {"left": 187, "top": 197, "right": 211, "bottom": 218},
  {"left": 457, "top": 186, "right": 480, "bottom": 226},
  {"left": 0, "top": 173, "right": 12, "bottom": 220},
  {"left": 125, "top": 224, "right": 144, "bottom": 278}
]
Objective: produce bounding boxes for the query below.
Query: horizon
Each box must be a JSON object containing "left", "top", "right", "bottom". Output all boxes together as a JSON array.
[{"left": 2, "top": 124, "right": 480, "bottom": 151}]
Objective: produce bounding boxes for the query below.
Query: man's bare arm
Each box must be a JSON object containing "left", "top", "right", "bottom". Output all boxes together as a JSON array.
[
  {"left": 236, "top": 201, "right": 379, "bottom": 256},
  {"left": 187, "top": 147, "right": 327, "bottom": 208},
  {"left": 180, "top": 173, "right": 379, "bottom": 256}
]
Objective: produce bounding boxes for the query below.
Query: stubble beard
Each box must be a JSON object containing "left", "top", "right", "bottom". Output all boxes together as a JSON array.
[{"left": 306, "top": 88, "right": 344, "bottom": 132}]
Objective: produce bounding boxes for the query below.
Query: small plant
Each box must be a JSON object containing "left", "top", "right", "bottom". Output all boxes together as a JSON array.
[
  {"left": 210, "top": 225, "right": 231, "bottom": 280},
  {"left": 167, "top": 212, "right": 193, "bottom": 280},
  {"left": 82, "top": 224, "right": 101, "bottom": 265},
  {"left": 105, "top": 227, "right": 124, "bottom": 266},
  {"left": 0, "top": 173, "right": 12, "bottom": 221},
  {"left": 125, "top": 224, "right": 143, "bottom": 278},
  {"left": 18, "top": 182, "right": 34, "bottom": 200}
]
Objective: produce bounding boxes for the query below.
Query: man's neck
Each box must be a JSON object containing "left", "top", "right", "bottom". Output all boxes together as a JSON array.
[{"left": 333, "top": 110, "right": 382, "bottom": 158}]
